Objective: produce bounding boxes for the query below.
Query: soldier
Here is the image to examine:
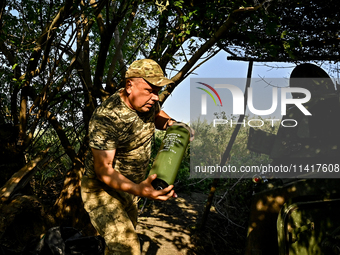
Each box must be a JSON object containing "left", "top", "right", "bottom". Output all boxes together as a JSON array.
[
  {"left": 246, "top": 63, "right": 340, "bottom": 255},
  {"left": 81, "top": 59, "right": 177, "bottom": 255},
  {"left": 270, "top": 63, "right": 340, "bottom": 167}
]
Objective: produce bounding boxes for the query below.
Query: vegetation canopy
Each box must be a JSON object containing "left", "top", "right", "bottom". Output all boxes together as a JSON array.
[{"left": 0, "top": 0, "right": 339, "bottom": 253}]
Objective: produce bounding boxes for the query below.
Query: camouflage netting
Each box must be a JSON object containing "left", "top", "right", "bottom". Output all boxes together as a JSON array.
[{"left": 220, "top": 0, "right": 340, "bottom": 62}]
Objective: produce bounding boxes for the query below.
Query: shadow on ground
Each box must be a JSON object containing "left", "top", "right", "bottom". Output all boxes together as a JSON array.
[{"left": 137, "top": 192, "right": 223, "bottom": 255}]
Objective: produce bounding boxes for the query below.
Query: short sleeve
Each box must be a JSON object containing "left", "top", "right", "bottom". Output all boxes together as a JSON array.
[{"left": 88, "top": 111, "right": 119, "bottom": 151}]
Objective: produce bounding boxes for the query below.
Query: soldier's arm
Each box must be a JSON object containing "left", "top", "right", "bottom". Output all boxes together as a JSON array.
[
  {"left": 91, "top": 148, "right": 175, "bottom": 200},
  {"left": 154, "top": 110, "right": 175, "bottom": 130}
]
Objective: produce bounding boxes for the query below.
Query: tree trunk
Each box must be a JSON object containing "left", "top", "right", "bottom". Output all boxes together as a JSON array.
[{"left": 53, "top": 153, "right": 97, "bottom": 236}]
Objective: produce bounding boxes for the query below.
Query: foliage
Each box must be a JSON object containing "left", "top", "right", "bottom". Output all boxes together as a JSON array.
[
  {"left": 0, "top": 0, "right": 263, "bottom": 222},
  {"left": 223, "top": 0, "right": 340, "bottom": 62},
  {"left": 1, "top": 0, "right": 340, "bottom": 246},
  {"left": 185, "top": 114, "right": 278, "bottom": 254},
  {"left": 190, "top": 113, "right": 277, "bottom": 177},
  {"left": 2, "top": 3, "right": 282, "bottom": 241}
]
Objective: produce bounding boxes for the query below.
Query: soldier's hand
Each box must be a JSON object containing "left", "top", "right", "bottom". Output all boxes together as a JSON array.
[{"left": 137, "top": 174, "right": 176, "bottom": 201}]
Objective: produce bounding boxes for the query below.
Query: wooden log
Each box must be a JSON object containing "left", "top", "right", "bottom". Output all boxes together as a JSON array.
[{"left": 0, "top": 149, "right": 49, "bottom": 203}]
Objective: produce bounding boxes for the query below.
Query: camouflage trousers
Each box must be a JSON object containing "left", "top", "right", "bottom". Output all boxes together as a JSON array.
[{"left": 81, "top": 176, "right": 141, "bottom": 255}]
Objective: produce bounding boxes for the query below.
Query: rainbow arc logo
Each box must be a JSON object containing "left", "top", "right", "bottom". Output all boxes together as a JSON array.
[{"left": 196, "top": 82, "right": 223, "bottom": 106}]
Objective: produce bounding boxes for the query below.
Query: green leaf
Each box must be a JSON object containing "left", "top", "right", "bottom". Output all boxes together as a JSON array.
[
  {"left": 173, "top": 0, "right": 184, "bottom": 8},
  {"left": 12, "top": 63, "right": 18, "bottom": 70}
]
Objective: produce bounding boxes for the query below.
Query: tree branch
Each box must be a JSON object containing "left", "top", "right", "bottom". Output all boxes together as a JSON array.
[
  {"left": 158, "top": 5, "right": 261, "bottom": 104},
  {"left": 106, "top": 2, "right": 138, "bottom": 92}
]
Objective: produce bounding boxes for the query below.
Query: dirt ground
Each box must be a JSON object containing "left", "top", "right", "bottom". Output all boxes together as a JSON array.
[
  {"left": 0, "top": 189, "right": 248, "bottom": 255},
  {"left": 137, "top": 192, "right": 218, "bottom": 255}
]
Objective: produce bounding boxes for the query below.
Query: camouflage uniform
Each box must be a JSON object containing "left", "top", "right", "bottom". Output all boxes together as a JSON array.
[{"left": 81, "top": 59, "right": 173, "bottom": 255}]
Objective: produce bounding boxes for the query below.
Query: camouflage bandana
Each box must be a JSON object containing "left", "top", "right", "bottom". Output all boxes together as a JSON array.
[{"left": 125, "top": 59, "right": 174, "bottom": 87}]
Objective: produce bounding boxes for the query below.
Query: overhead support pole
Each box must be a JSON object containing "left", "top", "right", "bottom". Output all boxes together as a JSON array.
[{"left": 199, "top": 60, "right": 254, "bottom": 231}]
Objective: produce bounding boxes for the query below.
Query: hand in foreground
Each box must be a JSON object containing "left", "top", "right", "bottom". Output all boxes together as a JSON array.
[{"left": 137, "top": 174, "right": 177, "bottom": 201}]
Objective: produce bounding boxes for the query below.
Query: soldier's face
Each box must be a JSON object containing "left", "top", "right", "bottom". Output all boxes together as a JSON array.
[{"left": 125, "top": 78, "right": 162, "bottom": 112}]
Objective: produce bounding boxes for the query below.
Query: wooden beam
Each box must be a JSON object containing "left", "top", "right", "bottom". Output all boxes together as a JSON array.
[
  {"left": 227, "top": 56, "right": 340, "bottom": 62},
  {"left": 0, "top": 149, "right": 49, "bottom": 203}
]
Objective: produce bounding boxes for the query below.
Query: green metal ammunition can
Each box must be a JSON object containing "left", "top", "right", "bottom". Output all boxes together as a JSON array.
[{"left": 149, "top": 122, "right": 190, "bottom": 190}]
